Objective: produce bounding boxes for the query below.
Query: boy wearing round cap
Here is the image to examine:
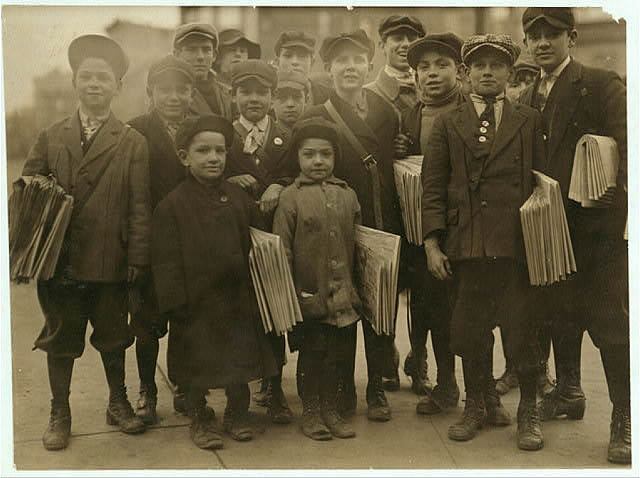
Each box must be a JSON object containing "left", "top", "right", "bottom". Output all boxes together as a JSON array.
[
  {"left": 214, "top": 29, "right": 261, "bottom": 91},
  {"left": 422, "top": 33, "right": 547, "bottom": 450},
  {"left": 519, "top": 7, "right": 629, "bottom": 464},
  {"left": 21, "top": 34, "right": 151, "bottom": 450},
  {"left": 505, "top": 59, "right": 538, "bottom": 103},
  {"left": 152, "top": 114, "right": 277, "bottom": 449},
  {"left": 303, "top": 29, "right": 403, "bottom": 423},
  {"left": 273, "top": 69, "right": 308, "bottom": 135},
  {"left": 173, "top": 23, "right": 232, "bottom": 119},
  {"left": 394, "top": 33, "right": 466, "bottom": 413}
]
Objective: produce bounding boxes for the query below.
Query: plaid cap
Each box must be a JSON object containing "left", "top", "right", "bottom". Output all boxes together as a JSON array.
[
  {"left": 461, "top": 34, "right": 521, "bottom": 66},
  {"left": 522, "top": 7, "right": 575, "bottom": 33},
  {"left": 231, "top": 59, "right": 277, "bottom": 89},
  {"left": 319, "top": 29, "right": 375, "bottom": 63},
  {"left": 378, "top": 15, "right": 425, "bottom": 39},
  {"left": 275, "top": 31, "right": 316, "bottom": 56},
  {"left": 68, "top": 34, "right": 129, "bottom": 79},
  {"left": 175, "top": 114, "right": 234, "bottom": 151},
  {"left": 276, "top": 69, "right": 308, "bottom": 92},
  {"left": 218, "top": 29, "right": 261, "bottom": 59},
  {"left": 173, "top": 23, "right": 218, "bottom": 49},
  {"left": 407, "top": 32, "right": 464, "bottom": 68},
  {"left": 147, "top": 55, "right": 195, "bottom": 86}
]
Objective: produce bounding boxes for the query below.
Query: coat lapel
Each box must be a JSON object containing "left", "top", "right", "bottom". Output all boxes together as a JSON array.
[
  {"left": 63, "top": 114, "right": 84, "bottom": 165},
  {"left": 81, "top": 114, "right": 123, "bottom": 167},
  {"left": 149, "top": 111, "right": 177, "bottom": 155},
  {"left": 546, "top": 60, "right": 583, "bottom": 158},
  {"left": 450, "top": 96, "right": 485, "bottom": 158},
  {"left": 488, "top": 99, "right": 527, "bottom": 161}
]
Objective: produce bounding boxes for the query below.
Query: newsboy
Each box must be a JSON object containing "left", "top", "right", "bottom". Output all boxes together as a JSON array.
[{"left": 22, "top": 34, "right": 151, "bottom": 450}]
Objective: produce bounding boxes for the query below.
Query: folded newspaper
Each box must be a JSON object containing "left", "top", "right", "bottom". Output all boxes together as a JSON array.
[
  {"left": 568, "top": 134, "right": 619, "bottom": 207},
  {"left": 9, "top": 175, "right": 73, "bottom": 281},
  {"left": 353, "top": 225, "right": 401, "bottom": 335},
  {"left": 520, "top": 171, "right": 576, "bottom": 286},
  {"left": 248, "top": 227, "right": 303, "bottom": 336},
  {"left": 393, "top": 155, "right": 423, "bottom": 245}
]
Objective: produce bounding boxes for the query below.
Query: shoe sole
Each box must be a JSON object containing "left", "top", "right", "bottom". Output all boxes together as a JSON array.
[
  {"left": 42, "top": 439, "right": 69, "bottom": 451},
  {"left": 106, "top": 412, "right": 146, "bottom": 434},
  {"left": 518, "top": 439, "right": 544, "bottom": 451}
]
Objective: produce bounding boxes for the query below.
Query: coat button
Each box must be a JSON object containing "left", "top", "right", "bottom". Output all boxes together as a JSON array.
[
  {"left": 480, "top": 127, "right": 488, "bottom": 133},
  {"left": 331, "top": 260, "right": 338, "bottom": 268},
  {"left": 220, "top": 195, "right": 228, "bottom": 203},
  {"left": 481, "top": 120, "right": 490, "bottom": 127},
  {"left": 543, "top": 134, "right": 548, "bottom": 141},
  {"left": 481, "top": 200, "right": 488, "bottom": 208},
  {"left": 478, "top": 136, "right": 487, "bottom": 143}
]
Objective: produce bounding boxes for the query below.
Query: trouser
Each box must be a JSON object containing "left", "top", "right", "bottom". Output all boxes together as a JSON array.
[
  {"left": 131, "top": 280, "right": 161, "bottom": 395},
  {"left": 500, "top": 321, "right": 552, "bottom": 373},
  {"left": 340, "top": 319, "right": 385, "bottom": 398}
]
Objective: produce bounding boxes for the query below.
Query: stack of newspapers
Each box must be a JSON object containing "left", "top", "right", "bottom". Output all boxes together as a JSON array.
[
  {"left": 393, "top": 155, "right": 423, "bottom": 245},
  {"left": 569, "top": 134, "right": 619, "bottom": 207},
  {"left": 353, "top": 225, "right": 401, "bottom": 335},
  {"left": 248, "top": 227, "right": 303, "bottom": 336},
  {"left": 520, "top": 171, "right": 576, "bottom": 286},
  {"left": 9, "top": 175, "right": 73, "bottom": 281}
]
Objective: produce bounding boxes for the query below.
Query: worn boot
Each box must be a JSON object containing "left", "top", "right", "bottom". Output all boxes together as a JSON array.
[
  {"left": 448, "top": 393, "right": 487, "bottom": 441},
  {"left": 43, "top": 401, "right": 71, "bottom": 451},
  {"left": 223, "top": 385, "right": 252, "bottom": 441},
  {"left": 416, "top": 380, "right": 460, "bottom": 415},
  {"left": 301, "top": 398, "right": 332, "bottom": 441},
  {"left": 404, "top": 349, "right": 433, "bottom": 395},
  {"left": 189, "top": 405, "right": 223, "bottom": 450},
  {"left": 608, "top": 406, "right": 631, "bottom": 464},
  {"left": 321, "top": 372, "right": 356, "bottom": 439},
  {"left": 495, "top": 367, "right": 519, "bottom": 395},
  {"left": 517, "top": 400, "right": 544, "bottom": 451},
  {"left": 268, "top": 378, "right": 293, "bottom": 425},
  {"left": 366, "top": 376, "right": 391, "bottom": 422},
  {"left": 102, "top": 350, "right": 146, "bottom": 434},
  {"left": 536, "top": 362, "right": 556, "bottom": 397},
  {"left": 485, "top": 386, "right": 511, "bottom": 426},
  {"left": 540, "top": 379, "right": 586, "bottom": 421},
  {"left": 253, "top": 378, "right": 272, "bottom": 407},
  {"left": 135, "top": 383, "right": 158, "bottom": 425}
]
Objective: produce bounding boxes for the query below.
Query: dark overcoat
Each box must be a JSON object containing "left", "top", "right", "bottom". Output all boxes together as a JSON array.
[
  {"left": 191, "top": 72, "right": 233, "bottom": 120},
  {"left": 151, "top": 175, "right": 277, "bottom": 388}
]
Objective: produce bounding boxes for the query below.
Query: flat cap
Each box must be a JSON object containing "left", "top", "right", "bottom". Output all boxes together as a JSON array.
[
  {"left": 319, "top": 29, "right": 375, "bottom": 63},
  {"left": 274, "top": 30, "right": 316, "bottom": 56},
  {"left": 175, "top": 114, "right": 234, "bottom": 151},
  {"left": 277, "top": 69, "right": 308, "bottom": 92},
  {"left": 219, "top": 29, "right": 261, "bottom": 59},
  {"left": 68, "top": 34, "right": 129, "bottom": 79},
  {"left": 514, "top": 60, "right": 539, "bottom": 76},
  {"left": 407, "top": 32, "right": 464, "bottom": 69},
  {"left": 231, "top": 59, "right": 277, "bottom": 89},
  {"left": 379, "top": 15, "right": 425, "bottom": 39},
  {"left": 173, "top": 23, "right": 218, "bottom": 49},
  {"left": 461, "top": 34, "right": 521, "bottom": 66},
  {"left": 291, "top": 116, "right": 343, "bottom": 163},
  {"left": 522, "top": 7, "right": 575, "bottom": 33},
  {"left": 147, "top": 55, "right": 195, "bottom": 86}
]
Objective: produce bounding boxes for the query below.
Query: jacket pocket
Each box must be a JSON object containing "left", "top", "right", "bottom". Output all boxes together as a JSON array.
[
  {"left": 298, "top": 291, "right": 327, "bottom": 320},
  {"left": 446, "top": 208, "right": 459, "bottom": 225}
]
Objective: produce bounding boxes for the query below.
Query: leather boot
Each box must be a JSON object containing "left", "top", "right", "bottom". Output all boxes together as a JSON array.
[
  {"left": 42, "top": 401, "right": 71, "bottom": 451},
  {"left": 366, "top": 376, "right": 391, "bottom": 422},
  {"left": 223, "top": 385, "right": 252, "bottom": 441},
  {"left": 301, "top": 398, "right": 332, "bottom": 441},
  {"left": 43, "top": 355, "right": 73, "bottom": 450},
  {"left": 537, "top": 361, "right": 556, "bottom": 397},
  {"left": 485, "top": 385, "right": 511, "bottom": 426},
  {"left": 608, "top": 406, "right": 631, "bottom": 464},
  {"left": 416, "top": 379, "right": 459, "bottom": 415},
  {"left": 253, "top": 378, "right": 272, "bottom": 407},
  {"left": 405, "top": 348, "right": 433, "bottom": 396},
  {"left": 448, "top": 393, "right": 487, "bottom": 441},
  {"left": 321, "top": 372, "right": 355, "bottom": 439},
  {"left": 540, "top": 363, "right": 585, "bottom": 421},
  {"left": 189, "top": 405, "right": 223, "bottom": 450},
  {"left": 496, "top": 367, "right": 519, "bottom": 395},
  {"left": 135, "top": 383, "right": 158, "bottom": 425},
  {"left": 517, "top": 399, "right": 544, "bottom": 451},
  {"left": 102, "top": 350, "right": 145, "bottom": 434}
]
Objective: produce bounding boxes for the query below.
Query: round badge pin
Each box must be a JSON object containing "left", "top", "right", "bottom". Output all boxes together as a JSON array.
[{"left": 274, "top": 137, "right": 283, "bottom": 146}]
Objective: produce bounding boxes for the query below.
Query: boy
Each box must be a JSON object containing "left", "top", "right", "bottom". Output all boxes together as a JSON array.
[
  {"left": 214, "top": 28, "right": 261, "bottom": 91},
  {"left": 393, "top": 33, "right": 465, "bottom": 412},
  {"left": 519, "top": 7, "right": 629, "bottom": 464},
  {"left": 273, "top": 117, "right": 361, "bottom": 441},
  {"left": 173, "top": 23, "right": 232, "bottom": 119},
  {"left": 303, "top": 29, "right": 403, "bottom": 422},
  {"left": 422, "top": 34, "right": 546, "bottom": 451},
  {"left": 22, "top": 34, "right": 151, "bottom": 450},
  {"left": 505, "top": 59, "right": 538, "bottom": 103},
  {"left": 273, "top": 69, "right": 307, "bottom": 135},
  {"left": 151, "top": 114, "right": 277, "bottom": 449}
]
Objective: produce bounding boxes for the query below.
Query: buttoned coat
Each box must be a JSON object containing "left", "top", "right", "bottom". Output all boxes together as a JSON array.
[
  {"left": 422, "top": 95, "right": 546, "bottom": 262},
  {"left": 22, "top": 112, "right": 151, "bottom": 282}
]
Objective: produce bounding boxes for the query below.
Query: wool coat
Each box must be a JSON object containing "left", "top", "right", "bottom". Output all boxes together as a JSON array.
[
  {"left": 365, "top": 68, "right": 418, "bottom": 125},
  {"left": 191, "top": 72, "right": 233, "bottom": 120}
]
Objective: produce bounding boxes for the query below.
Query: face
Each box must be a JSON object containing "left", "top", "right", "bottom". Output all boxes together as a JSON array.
[
  {"left": 524, "top": 22, "right": 576, "bottom": 73},
  {"left": 234, "top": 79, "right": 272, "bottom": 123},
  {"left": 416, "top": 50, "right": 459, "bottom": 100},
  {"left": 298, "top": 137, "right": 335, "bottom": 182},
  {"left": 466, "top": 51, "right": 513, "bottom": 97},
  {"left": 273, "top": 88, "right": 306, "bottom": 126},
  {"left": 179, "top": 131, "right": 227, "bottom": 183},
  {"left": 506, "top": 70, "right": 537, "bottom": 102},
  {"left": 73, "top": 57, "right": 121, "bottom": 112},
  {"left": 382, "top": 30, "right": 419, "bottom": 71},
  {"left": 219, "top": 43, "right": 249, "bottom": 75},
  {"left": 327, "top": 44, "right": 370, "bottom": 93},
  {"left": 149, "top": 72, "right": 193, "bottom": 121},
  {"left": 175, "top": 37, "right": 216, "bottom": 81},
  {"left": 277, "top": 46, "right": 313, "bottom": 75}
]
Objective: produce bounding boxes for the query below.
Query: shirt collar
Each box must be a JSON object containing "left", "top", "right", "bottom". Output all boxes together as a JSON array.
[
  {"left": 541, "top": 55, "right": 571, "bottom": 79},
  {"left": 238, "top": 114, "right": 269, "bottom": 133},
  {"left": 384, "top": 64, "right": 415, "bottom": 82},
  {"left": 294, "top": 175, "right": 347, "bottom": 188},
  {"left": 78, "top": 106, "right": 110, "bottom": 126},
  {"left": 469, "top": 92, "right": 505, "bottom": 104}
]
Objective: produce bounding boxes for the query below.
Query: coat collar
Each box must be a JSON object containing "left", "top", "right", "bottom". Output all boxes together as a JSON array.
[
  {"left": 374, "top": 68, "right": 401, "bottom": 102},
  {"left": 294, "top": 174, "right": 348, "bottom": 188},
  {"left": 81, "top": 113, "right": 124, "bottom": 167}
]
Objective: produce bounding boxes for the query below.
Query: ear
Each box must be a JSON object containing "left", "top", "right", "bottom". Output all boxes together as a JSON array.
[
  {"left": 568, "top": 29, "right": 578, "bottom": 48},
  {"left": 211, "top": 49, "right": 218, "bottom": 64},
  {"left": 456, "top": 63, "right": 465, "bottom": 81},
  {"left": 178, "top": 149, "right": 190, "bottom": 167},
  {"left": 522, "top": 36, "right": 529, "bottom": 48}
]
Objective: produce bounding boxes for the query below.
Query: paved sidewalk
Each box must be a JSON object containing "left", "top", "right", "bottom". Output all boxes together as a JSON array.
[{"left": 7, "top": 281, "right": 631, "bottom": 471}]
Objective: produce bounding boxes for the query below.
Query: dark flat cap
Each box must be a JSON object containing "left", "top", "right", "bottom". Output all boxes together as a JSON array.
[
  {"left": 319, "top": 29, "right": 375, "bottom": 63},
  {"left": 175, "top": 114, "right": 234, "bottom": 151},
  {"left": 461, "top": 34, "right": 521, "bottom": 66},
  {"left": 147, "top": 55, "right": 195, "bottom": 86},
  {"left": 379, "top": 15, "right": 425, "bottom": 39},
  {"left": 407, "top": 32, "right": 464, "bottom": 69},
  {"left": 231, "top": 60, "right": 277, "bottom": 89},
  {"left": 274, "top": 30, "right": 316, "bottom": 56},
  {"left": 277, "top": 69, "right": 308, "bottom": 92},
  {"left": 173, "top": 23, "right": 218, "bottom": 49},
  {"left": 219, "top": 29, "right": 261, "bottom": 59},
  {"left": 291, "top": 116, "right": 342, "bottom": 163},
  {"left": 514, "top": 60, "right": 539, "bottom": 76},
  {"left": 68, "top": 34, "right": 129, "bottom": 79},
  {"left": 522, "top": 7, "right": 575, "bottom": 32}
]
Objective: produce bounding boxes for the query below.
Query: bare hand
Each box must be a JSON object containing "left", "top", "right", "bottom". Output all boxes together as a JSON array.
[
  {"left": 259, "top": 183, "right": 284, "bottom": 213},
  {"left": 424, "top": 240, "right": 452, "bottom": 280},
  {"left": 227, "top": 174, "right": 258, "bottom": 189},
  {"left": 393, "top": 133, "right": 412, "bottom": 158}
]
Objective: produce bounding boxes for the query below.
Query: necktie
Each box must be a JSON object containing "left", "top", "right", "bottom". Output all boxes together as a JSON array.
[
  {"left": 243, "top": 125, "right": 263, "bottom": 154},
  {"left": 536, "top": 75, "right": 554, "bottom": 112}
]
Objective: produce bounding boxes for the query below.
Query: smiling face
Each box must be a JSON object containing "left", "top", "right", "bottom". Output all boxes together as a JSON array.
[
  {"left": 277, "top": 46, "right": 313, "bottom": 76},
  {"left": 327, "top": 43, "right": 370, "bottom": 94},
  {"left": 73, "top": 57, "right": 121, "bottom": 113},
  {"left": 175, "top": 37, "right": 216, "bottom": 81},
  {"left": 524, "top": 21, "right": 575, "bottom": 73},
  {"left": 416, "top": 49, "right": 459, "bottom": 100},
  {"left": 466, "top": 50, "right": 513, "bottom": 97},
  {"left": 149, "top": 72, "right": 193, "bottom": 122},
  {"left": 273, "top": 87, "right": 306, "bottom": 126},
  {"left": 179, "top": 131, "right": 227, "bottom": 183},
  {"left": 382, "top": 30, "right": 419, "bottom": 71},
  {"left": 233, "top": 79, "right": 272, "bottom": 123},
  {"left": 298, "top": 137, "right": 335, "bottom": 182}
]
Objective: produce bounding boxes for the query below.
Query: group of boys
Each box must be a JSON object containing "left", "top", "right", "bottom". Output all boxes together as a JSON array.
[{"left": 20, "top": 6, "right": 629, "bottom": 465}]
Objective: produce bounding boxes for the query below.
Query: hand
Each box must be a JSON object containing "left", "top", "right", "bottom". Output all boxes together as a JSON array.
[
  {"left": 259, "top": 184, "right": 284, "bottom": 213},
  {"left": 127, "top": 265, "right": 145, "bottom": 284},
  {"left": 227, "top": 174, "right": 258, "bottom": 190},
  {"left": 424, "top": 238, "right": 452, "bottom": 281},
  {"left": 393, "top": 133, "right": 412, "bottom": 158}
]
